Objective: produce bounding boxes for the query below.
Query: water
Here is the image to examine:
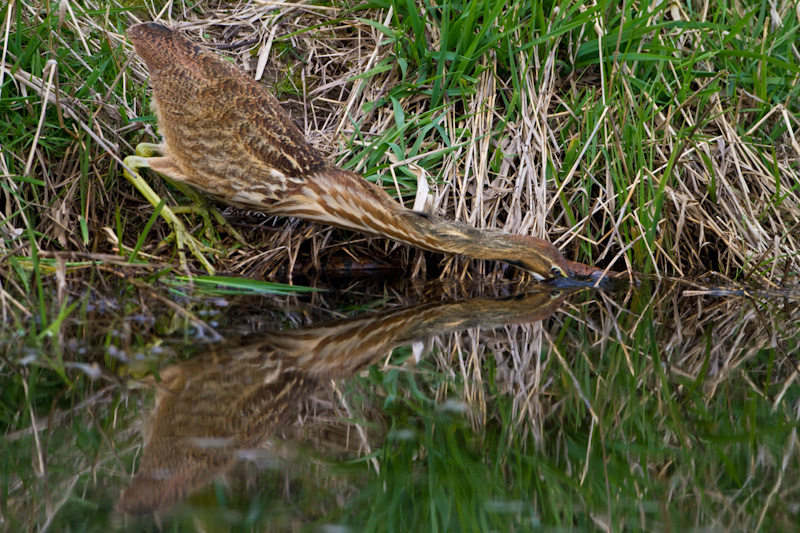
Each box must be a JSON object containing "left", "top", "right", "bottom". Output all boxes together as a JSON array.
[{"left": 2, "top": 277, "right": 799, "bottom": 531}]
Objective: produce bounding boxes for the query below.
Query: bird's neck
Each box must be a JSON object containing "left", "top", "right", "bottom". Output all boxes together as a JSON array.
[
  {"left": 285, "top": 167, "right": 559, "bottom": 269},
  {"left": 393, "top": 212, "right": 520, "bottom": 261}
]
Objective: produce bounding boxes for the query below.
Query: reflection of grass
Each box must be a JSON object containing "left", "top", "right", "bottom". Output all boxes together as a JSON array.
[
  {"left": 2, "top": 282, "right": 799, "bottom": 529},
  {"left": 323, "top": 288, "right": 800, "bottom": 531}
]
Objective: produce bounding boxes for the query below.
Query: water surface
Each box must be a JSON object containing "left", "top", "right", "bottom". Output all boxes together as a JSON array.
[{"left": 3, "top": 277, "right": 799, "bottom": 531}]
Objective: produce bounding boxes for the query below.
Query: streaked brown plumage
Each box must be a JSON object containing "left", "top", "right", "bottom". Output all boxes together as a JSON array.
[
  {"left": 124, "top": 22, "right": 606, "bottom": 281},
  {"left": 117, "top": 288, "right": 567, "bottom": 514}
]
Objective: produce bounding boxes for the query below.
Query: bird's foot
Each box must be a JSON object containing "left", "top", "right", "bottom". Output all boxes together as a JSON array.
[
  {"left": 169, "top": 192, "right": 247, "bottom": 245},
  {"left": 156, "top": 223, "right": 220, "bottom": 275},
  {"left": 122, "top": 152, "right": 219, "bottom": 275},
  {"left": 134, "top": 142, "right": 161, "bottom": 158}
]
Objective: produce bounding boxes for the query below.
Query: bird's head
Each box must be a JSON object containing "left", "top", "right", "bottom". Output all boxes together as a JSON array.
[{"left": 501, "top": 234, "right": 573, "bottom": 281}]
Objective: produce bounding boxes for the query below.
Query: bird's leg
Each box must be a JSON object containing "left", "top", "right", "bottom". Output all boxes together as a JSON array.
[
  {"left": 122, "top": 147, "right": 218, "bottom": 275},
  {"left": 134, "top": 144, "right": 247, "bottom": 245}
]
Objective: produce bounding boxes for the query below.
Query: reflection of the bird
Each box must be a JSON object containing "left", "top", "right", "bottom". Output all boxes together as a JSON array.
[{"left": 117, "top": 288, "right": 568, "bottom": 514}]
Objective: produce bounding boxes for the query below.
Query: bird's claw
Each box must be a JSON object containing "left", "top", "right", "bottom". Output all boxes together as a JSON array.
[{"left": 163, "top": 222, "right": 218, "bottom": 275}]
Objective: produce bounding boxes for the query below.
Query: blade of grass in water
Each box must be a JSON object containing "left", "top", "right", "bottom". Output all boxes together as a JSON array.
[{"left": 172, "top": 275, "right": 322, "bottom": 295}]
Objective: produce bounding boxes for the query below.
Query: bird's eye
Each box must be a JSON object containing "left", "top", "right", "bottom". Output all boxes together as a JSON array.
[{"left": 550, "top": 266, "right": 565, "bottom": 278}]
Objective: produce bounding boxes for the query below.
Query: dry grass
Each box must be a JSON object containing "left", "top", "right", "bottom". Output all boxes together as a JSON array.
[{"left": 3, "top": 0, "right": 799, "bottom": 287}]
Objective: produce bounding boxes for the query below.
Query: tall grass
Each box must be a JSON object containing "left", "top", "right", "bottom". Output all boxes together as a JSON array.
[{"left": 2, "top": 0, "right": 798, "bottom": 290}]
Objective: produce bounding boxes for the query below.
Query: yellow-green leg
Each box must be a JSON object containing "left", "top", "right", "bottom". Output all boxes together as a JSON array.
[{"left": 122, "top": 147, "right": 218, "bottom": 275}]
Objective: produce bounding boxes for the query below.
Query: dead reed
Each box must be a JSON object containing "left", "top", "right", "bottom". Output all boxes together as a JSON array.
[{"left": 3, "top": 0, "right": 798, "bottom": 289}]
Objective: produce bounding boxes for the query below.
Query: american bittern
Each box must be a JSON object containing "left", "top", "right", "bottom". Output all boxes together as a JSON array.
[
  {"left": 124, "top": 23, "right": 604, "bottom": 281},
  {"left": 118, "top": 288, "right": 566, "bottom": 514}
]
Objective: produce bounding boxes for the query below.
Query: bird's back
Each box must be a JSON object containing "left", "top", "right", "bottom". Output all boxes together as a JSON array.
[{"left": 128, "top": 23, "right": 329, "bottom": 207}]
